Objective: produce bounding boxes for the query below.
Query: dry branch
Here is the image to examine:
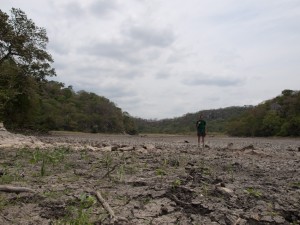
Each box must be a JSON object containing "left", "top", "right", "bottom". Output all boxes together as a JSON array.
[
  {"left": 0, "top": 185, "right": 35, "bottom": 194},
  {"left": 93, "top": 191, "right": 128, "bottom": 223}
]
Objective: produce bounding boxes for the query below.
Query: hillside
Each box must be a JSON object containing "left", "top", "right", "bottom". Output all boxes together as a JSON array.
[
  {"left": 134, "top": 89, "right": 300, "bottom": 137},
  {"left": 134, "top": 106, "right": 250, "bottom": 134},
  {"left": 227, "top": 89, "right": 300, "bottom": 137}
]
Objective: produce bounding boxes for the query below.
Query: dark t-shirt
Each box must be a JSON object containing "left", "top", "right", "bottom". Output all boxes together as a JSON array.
[{"left": 196, "top": 119, "right": 206, "bottom": 133}]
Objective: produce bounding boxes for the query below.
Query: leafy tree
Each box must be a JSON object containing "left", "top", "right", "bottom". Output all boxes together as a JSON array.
[
  {"left": 0, "top": 8, "right": 55, "bottom": 128},
  {"left": 0, "top": 8, "right": 55, "bottom": 79}
]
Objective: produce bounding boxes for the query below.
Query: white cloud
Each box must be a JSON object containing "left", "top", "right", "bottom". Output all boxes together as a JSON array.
[{"left": 1, "top": 0, "right": 300, "bottom": 119}]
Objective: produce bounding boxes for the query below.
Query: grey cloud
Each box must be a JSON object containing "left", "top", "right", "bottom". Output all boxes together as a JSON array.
[
  {"left": 125, "top": 26, "right": 175, "bottom": 48},
  {"left": 81, "top": 39, "right": 165, "bottom": 64},
  {"left": 183, "top": 76, "right": 243, "bottom": 87},
  {"left": 82, "top": 41, "right": 141, "bottom": 64},
  {"left": 155, "top": 72, "right": 171, "bottom": 80},
  {"left": 89, "top": 0, "right": 118, "bottom": 17}
]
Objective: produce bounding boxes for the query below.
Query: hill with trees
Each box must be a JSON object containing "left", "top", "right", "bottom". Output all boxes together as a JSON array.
[
  {"left": 134, "top": 106, "right": 249, "bottom": 134},
  {"left": 226, "top": 89, "right": 300, "bottom": 137},
  {"left": 135, "top": 90, "right": 300, "bottom": 137}
]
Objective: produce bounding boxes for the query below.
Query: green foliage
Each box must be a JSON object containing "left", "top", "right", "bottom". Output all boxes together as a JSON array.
[
  {"left": 55, "top": 193, "right": 96, "bottom": 225},
  {"left": 135, "top": 106, "right": 248, "bottom": 134},
  {"left": 29, "top": 147, "right": 69, "bottom": 176},
  {"left": 245, "top": 187, "right": 262, "bottom": 198},
  {"left": 227, "top": 90, "right": 300, "bottom": 137},
  {"left": 0, "top": 8, "right": 55, "bottom": 125}
]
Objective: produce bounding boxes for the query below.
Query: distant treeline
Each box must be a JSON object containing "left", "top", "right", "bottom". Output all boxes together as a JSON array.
[
  {"left": 226, "top": 90, "right": 300, "bottom": 137},
  {"left": 134, "top": 89, "right": 300, "bottom": 137},
  {"left": 134, "top": 106, "right": 249, "bottom": 134}
]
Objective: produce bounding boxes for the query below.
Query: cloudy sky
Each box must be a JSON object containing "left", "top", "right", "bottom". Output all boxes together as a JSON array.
[{"left": 2, "top": 0, "right": 300, "bottom": 119}]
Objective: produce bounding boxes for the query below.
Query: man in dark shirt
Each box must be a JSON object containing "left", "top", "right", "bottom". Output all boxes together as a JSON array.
[{"left": 196, "top": 115, "right": 206, "bottom": 148}]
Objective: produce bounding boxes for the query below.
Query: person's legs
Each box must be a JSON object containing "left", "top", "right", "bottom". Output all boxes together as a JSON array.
[
  {"left": 201, "top": 136, "right": 205, "bottom": 148},
  {"left": 197, "top": 135, "right": 200, "bottom": 147}
]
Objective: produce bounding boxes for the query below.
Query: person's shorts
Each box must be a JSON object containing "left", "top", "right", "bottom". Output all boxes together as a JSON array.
[{"left": 197, "top": 130, "right": 206, "bottom": 137}]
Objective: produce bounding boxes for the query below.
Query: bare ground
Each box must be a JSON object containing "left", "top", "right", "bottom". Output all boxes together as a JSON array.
[{"left": 0, "top": 131, "right": 299, "bottom": 225}]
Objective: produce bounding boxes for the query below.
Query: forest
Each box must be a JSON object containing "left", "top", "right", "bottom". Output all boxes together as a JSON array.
[
  {"left": 135, "top": 90, "right": 300, "bottom": 137},
  {"left": 1, "top": 8, "right": 299, "bottom": 137}
]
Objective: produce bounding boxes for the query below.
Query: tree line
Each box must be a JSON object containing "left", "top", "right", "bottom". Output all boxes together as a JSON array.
[
  {"left": 134, "top": 106, "right": 249, "bottom": 135},
  {"left": 226, "top": 90, "right": 300, "bottom": 137},
  {"left": 134, "top": 90, "right": 300, "bottom": 137},
  {"left": 0, "top": 8, "right": 137, "bottom": 134}
]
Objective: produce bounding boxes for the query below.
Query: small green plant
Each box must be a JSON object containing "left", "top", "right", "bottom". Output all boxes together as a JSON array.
[
  {"left": 55, "top": 193, "right": 96, "bottom": 225},
  {"left": 0, "top": 164, "right": 23, "bottom": 184},
  {"left": 0, "top": 195, "right": 8, "bottom": 211},
  {"left": 245, "top": 187, "right": 262, "bottom": 198},
  {"left": 156, "top": 168, "right": 166, "bottom": 176},
  {"left": 290, "top": 181, "right": 300, "bottom": 189},
  {"left": 117, "top": 164, "right": 125, "bottom": 182},
  {"left": 201, "top": 183, "right": 209, "bottom": 196},
  {"left": 156, "top": 168, "right": 166, "bottom": 187},
  {"left": 172, "top": 179, "right": 181, "bottom": 189},
  {"left": 29, "top": 147, "right": 69, "bottom": 176},
  {"left": 226, "top": 164, "right": 234, "bottom": 181},
  {"left": 103, "top": 152, "right": 113, "bottom": 178}
]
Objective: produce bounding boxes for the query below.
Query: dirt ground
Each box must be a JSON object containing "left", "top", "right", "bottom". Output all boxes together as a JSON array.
[{"left": 0, "top": 131, "right": 299, "bottom": 225}]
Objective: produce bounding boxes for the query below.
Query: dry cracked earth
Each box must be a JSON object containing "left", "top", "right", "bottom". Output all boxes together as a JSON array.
[{"left": 0, "top": 130, "right": 299, "bottom": 225}]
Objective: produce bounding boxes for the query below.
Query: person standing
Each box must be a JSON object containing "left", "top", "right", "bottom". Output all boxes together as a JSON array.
[{"left": 196, "top": 115, "right": 206, "bottom": 148}]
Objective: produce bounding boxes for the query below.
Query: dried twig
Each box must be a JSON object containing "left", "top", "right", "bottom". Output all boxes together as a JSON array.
[
  {"left": 0, "top": 185, "right": 35, "bottom": 194},
  {"left": 93, "top": 191, "right": 128, "bottom": 223}
]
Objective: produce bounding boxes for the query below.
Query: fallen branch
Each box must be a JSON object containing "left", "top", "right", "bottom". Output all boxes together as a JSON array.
[
  {"left": 93, "top": 191, "right": 128, "bottom": 223},
  {"left": 0, "top": 185, "right": 35, "bottom": 194}
]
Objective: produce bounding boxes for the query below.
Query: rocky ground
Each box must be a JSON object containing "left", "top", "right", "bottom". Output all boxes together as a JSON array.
[{"left": 0, "top": 130, "right": 299, "bottom": 225}]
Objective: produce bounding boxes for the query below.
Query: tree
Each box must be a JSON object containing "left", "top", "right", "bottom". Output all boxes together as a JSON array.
[
  {"left": 0, "top": 8, "right": 55, "bottom": 128},
  {"left": 0, "top": 8, "right": 55, "bottom": 79}
]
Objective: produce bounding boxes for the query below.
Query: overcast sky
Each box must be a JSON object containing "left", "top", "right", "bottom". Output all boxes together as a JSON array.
[{"left": 2, "top": 0, "right": 300, "bottom": 119}]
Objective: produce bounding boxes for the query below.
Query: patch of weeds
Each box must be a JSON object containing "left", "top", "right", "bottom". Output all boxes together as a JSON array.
[
  {"left": 54, "top": 193, "right": 96, "bottom": 225},
  {"left": 125, "top": 164, "right": 139, "bottom": 175},
  {"left": 42, "top": 189, "right": 70, "bottom": 200},
  {"left": 102, "top": 152, "right": 113, "bottom": 178},
  {"left": 15, "top": 147, "right": 32, "bottom": 159},
  {"left": 201, "top": 182, "right": 210, "bottom": 196},
  {"left": 156, "top": 168, "right": 167, "bottom": 176},
  {"left": 117, "top": 164, "right": 125, "bottom": 182},
  {"left": 226, "top": 164, "right": 234, "bottom": 181},
  {"left": 140, "top": 196, "right": 152, "bottom": 206},
  {"left": 172, "top": 179, "right": 182, "bottom": 189},
  {"left": 245, "top": 187, "right": 262, "bottom": 198},
  {"left": 290, "top": 181, "right": 300, "bottom": 189},
  {"left": 156, "top": 168, "right": 167, "bottom": 187},
  {"left": 0, "top": 165, "right": 23, "bottom": 184},
  {"left": 168, "top": 156, "right": 180, "bottom": 167},
  {"left": 29, "top": 147, "right": 70, "bottom": 176},
  {"left": 80, "top": 150, "right": 89, "bottom": 161},
  {"left": 0, "top": 195, "right": 9, "bottom": 211}
]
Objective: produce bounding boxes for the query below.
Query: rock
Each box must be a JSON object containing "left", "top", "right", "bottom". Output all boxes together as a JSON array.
[
  {"left": 119, "top": 146, "right": 135, "bottom": 151},
  {"left": 241, "top": 144, "right": 255, "bottom": 150},
  {"left": 215, "top": 186, "right": 235, "bottom": 197},
  {"left": 142, "top": 144, "right": 155, "bottom": 150},
  {"left": 0, "top": 122, "right": 6, "bottom": 131},
  {"left": 100, "top": 146, "right": 112, "bottom": 152}
]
